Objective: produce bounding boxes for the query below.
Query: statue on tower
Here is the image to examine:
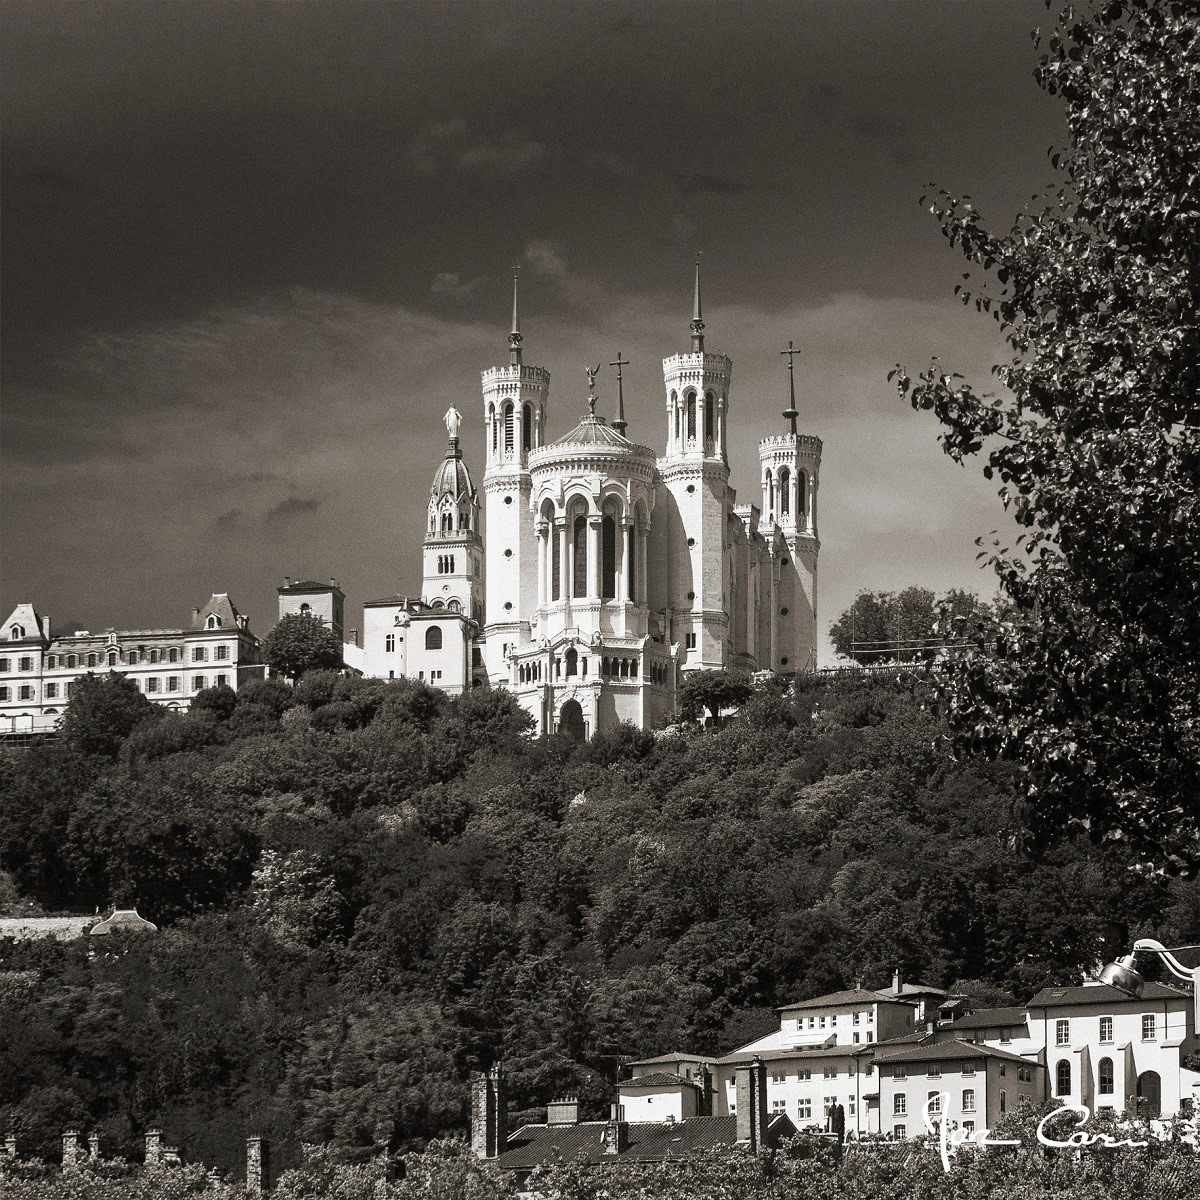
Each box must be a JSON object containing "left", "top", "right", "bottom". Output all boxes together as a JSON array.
[
  {"left": 444, "top": 405, "right": 464, "bottom": 442},
  {"left": 585, "top": 364, "right": 601, "bottom": 415}
]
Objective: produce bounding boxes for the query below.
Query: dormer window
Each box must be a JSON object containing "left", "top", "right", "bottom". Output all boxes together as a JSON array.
[
  {"left": 206, "top": 614, "right": 223, "bottom": 628},
  {"left": 10, "top": 625, "right": 24, "bottom": 639}
]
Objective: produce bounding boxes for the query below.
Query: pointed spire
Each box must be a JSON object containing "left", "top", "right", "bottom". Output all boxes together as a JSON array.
[
  {"left": 508, "top": 265, "right": 523, "bottom": 365},
  {"left": 609, "top": 352, "right": 629, "bottom": 435},
  {"left": 689, "top": 253, "right": 705, "bottom": 352},
  {"left": 781, "top": 340, "right": 801, "bottom": 435}
]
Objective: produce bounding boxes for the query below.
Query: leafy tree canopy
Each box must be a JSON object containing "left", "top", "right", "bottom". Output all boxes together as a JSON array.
[
  {"left": 261, "top": 613, "right": 343, "bottom": 683},
  {"left": 829, "top": 587, "right": 990, "bottom": 665},
  {"left": 892, "top": 0, "right": 1200, "bottom": 871},
  {"left": 57, "top": 672, "right": 160, "bottom": 759},
  {"left": 677, "top": 669, "right": 754, "bottom": 722}
]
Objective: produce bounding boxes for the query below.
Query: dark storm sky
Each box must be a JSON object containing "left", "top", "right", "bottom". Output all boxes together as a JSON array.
[{"left": 1, "top": 0, "right": 1061, "bottom": 660}]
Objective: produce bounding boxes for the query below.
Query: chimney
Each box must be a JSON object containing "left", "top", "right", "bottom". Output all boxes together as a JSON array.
[
  {"left": 145, "top": 1128, "right": 162, "bottom": 1165},
  {"left": 601, "top": 1103, "right": 627, "bottom": 1155},
  {"left": 62, "top": 1129, "right": 83, "bottom": 1170},
  {"left": 245, "top": 1135, "right": 269, "bottom": 1194},
  {"left": 88, "top": 1132, "right": 101, "bottom": 1161},
  {"left": 734, "top": 1057, "right": 768, "bottom": 1152},
  {"left": 892, "top": 968, "right": 903, "bottom": 994},
  {"left": 470, "top": 1065, "right": 507, "bottom": 1159},
  {"left": 546, "top": 1096, "right": 580, "bottom": 1126},
  {"left": 42, "top": 615, "right": 51, "bottom": 639}
]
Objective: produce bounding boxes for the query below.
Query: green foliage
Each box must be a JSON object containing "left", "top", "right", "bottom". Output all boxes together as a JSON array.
[
  {"left": 262, "top": 614, "right": 343, "bottom": 683},
  {"left": 57, "top": 673, "right": 160, "bottom": 759},
  {"left": 829, "top": 588, "right": 990, "bottom": 665},
  {"left": 892, "top": 0, "right": 1200, "bottom": 870},
  {"left": 677, "top": 669, "right": 753, "bottom": 722}
]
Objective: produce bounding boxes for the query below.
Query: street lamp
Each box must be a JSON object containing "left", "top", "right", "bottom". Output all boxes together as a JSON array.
[{"left": 1098, "top": 938, "right": 1200, "bottom": 1027}]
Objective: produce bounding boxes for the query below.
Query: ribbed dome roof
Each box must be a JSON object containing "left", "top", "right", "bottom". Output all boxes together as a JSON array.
[
  {"left": 431, "top": 443, "right": 475, "bottom": 500},
  {"left": 549, "top": 414, "right": 635, "bottom": 451}
]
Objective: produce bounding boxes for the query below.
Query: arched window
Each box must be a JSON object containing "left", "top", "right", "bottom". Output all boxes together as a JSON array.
[
  {"left": 425, "top": 626, "right": 443, "bottom": 650},
  {"left": 572, "top": 513, "right": 588, "bottom": 597},
  {"left": 601, "top": 512, "right": 617, "bottom": 599},
  {"left": 686, "top": 392, "right": 696, "bottom": 440},
  {"left": 797, "top": 471, "right": 807, "bottom": 521},
  {"left": 87, "top": 653, "right": 97, "bottom": 668},
  {"left": 552, "top": 524, "right": 562, "bottom": 601},
  {"left": 459, "top": 508, "right": 470, "bottom": 530},
  {"left": 628, "top": 518, "right": 638, "bottom": 601},
  {"left": 671, "top": 390, "right": 679, "bottom": 441},
  {"left": 503, "top": 403, "right": 514, "bottom": 452},
  {"left": 767, "top": 473, "right": 775, "bottom": 514},
  {"left": 1055, "top": 1060, "right": 1071, "bottom": 1097},
  {"left": 447, "top": 599, "right": 461, "bottom": 613},
  {"left": 206, "top": 614, "right": 223, "bottom": 628},
  {"left": 704, "top": 392, "right": 715, "bottom": 440},
  {"left": 299, "top": 604, "right": 310, "bottom": 615},
  {"left": 10, "top": 625, "right": 24, "bottom": 639},
  {"left": 1098, "top": 1058, "right": 1114, "bottom": 1095},
  {"left": 67, "top": 654, "right": 77, "bottom": 668},
  {"left": 565, "top": 647, "right": 578, "bottom": 676},
  {"left": 489, "top": 403, "right": 497, "bottom": 452},
  {"left": 107, "top": 652, "right": 118, "bottom": 667},
  {"left": 779, "top": 467, "right": 791, "bottom": 515},
  {"left": 522, "top": 403, "right": 533, "bottom": 451}
]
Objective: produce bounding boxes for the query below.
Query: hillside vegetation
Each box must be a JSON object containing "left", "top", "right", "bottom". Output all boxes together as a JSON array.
[{"left": 1, "top": 671, "right": 1196, "bottom": 1173}]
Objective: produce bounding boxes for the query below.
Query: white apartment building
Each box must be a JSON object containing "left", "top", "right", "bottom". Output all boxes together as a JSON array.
[{"left": 0, "top": 594, "right": 261, "bottom": 734}]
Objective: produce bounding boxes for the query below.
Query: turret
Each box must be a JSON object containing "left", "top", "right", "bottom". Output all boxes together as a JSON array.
[{"left": 423, "top": 408, "right": 483, "bottom": 620}]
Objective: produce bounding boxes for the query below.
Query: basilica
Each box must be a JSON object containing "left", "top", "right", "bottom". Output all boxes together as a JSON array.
[{"left": 355, "top": 264, "right": 823, "bottom": 738}]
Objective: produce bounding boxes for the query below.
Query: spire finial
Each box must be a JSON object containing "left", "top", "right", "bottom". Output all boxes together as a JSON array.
[
  {"left": 508, "top": 265, "right": 523, "bottom": 365},
  {"left": 780, "top": 340, "right": 801, "bottom": 435},
  {"left": 609, "top": 352, "right": 629, "bottom": 435},
  {"left": 689, "top": 253, "right": 705, "bottom": 352}
]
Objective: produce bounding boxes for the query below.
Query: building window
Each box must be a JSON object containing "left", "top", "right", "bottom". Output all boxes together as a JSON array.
[
  {"left": 1099, "top": 1016, "right": 1113, "bottom": 1044},
  {"left": 796, "top": 1069, "right": 811, "bottom": 1081},
  {"left": 823, "top": 1066, "right": 837, "bottom": 1079},
  {"left": 0, "top": 687, "right": 8, "bottom": 701},
  {"left": 1055, "top": 1060, "right": 1071, "bottom": 1097},
  {"left": 17, "top": 656, "right": 32, "bottom": 671},
  {"left": 503, "top": 402, "right": 514, "bottom": 452},
  {"left": 1096, "top": 1056, "right": 1114, "bottom": 1095},
  {"left": 962, "top": 1121, "right": 974, "bottom": 1136},
  {"left": 962, "top": 1089, "right": 975, "bottom": 1112},
  {"left": 770, "top": 1072, "right": 786, "bottom": 1085},
  {"left": 1000, "top": 1089, "right": 1007, "bottom": 1114},
  {"left": 192, "top": 647, "right": 207, "bottom": 662},
  {"left": 704, "top": 392, "right": 715, "bottom": 440},
  {"left": 797, "top": 1098, "right": 811, "bottom": 1120},
  {"left": 0, "top": 658, "right": 8, "bottom": 672},
  {"left": 47, "top": 654, "right": 58, "bottom": 668},
  {"left": 193, "top": 676, "right": 205, "bottom": 691},
  {"left": 147, "top": 678, "right": 159, "bottom": 693},
  {"left": 168, "top": 648, "right": 179, "bottom": 663},
  {"left": 894, "top": 1094, "right": 907, "bottom": 1115},
  {"left": 771, "top": 1098, "right": 786, "bottom": 1113},
  {"left": 961, "top": 1061, "right": 976, "bottom": 1076},
  {"left": 150, "top": 649, "right": 160, "bottom": 663},
  {"left": 601, "top": 513, "right": 617, "bottom": 599},
  {"left": 572, "top": 514, "right": 588, "bottom": 597},
  {"left": 107, "top": 652, "right": 118, "bottom": 667},
  {"left": 999, "top": 1028, "right": 1012, "bottom": 1044},
  {"left": 1055, "top": 1019, "right": 1070, "bottom": 1046},
  {"left": 206, "top": 614, "right": 222, "bottom": 628},
  {"left": 686, "top": 632, "right": 697, "bottom": 650},
  {"left": 847, "top": 1094, "right": 857, "bottom": 1117},
  {"left": 927, "top": 1065, "right": 941, "bottom": 1078},
  {"left": 425, "top": 626, "right": 442, "bottom": 651},
  {"left": 167, "top": 676, "right": 180, "bottom": 692},
  {"left": 215, "top": 674, "right": 227, "bottom": 687},
  {"left": 216, "top": 645, "right": 229, "bottom": 660},
  {"left": 999, "top": 1063, "right": 1006, "bottom": 1077},
  {"left": 45, "top": 683, "right": 57, "bottom": 699},
  {"left": 522, "top": 402, "right": 533, "bottom": 451},
  {"left": 16, "top": 685, "right": 32, "bottom": 700},
  {"left": 893, "top": 1124, "right": 906, "bottom": 1140},
  {"left": 686, "top": 391, "right": 696, "bottom": 439},
  {"left": 853, "top": 1012, "right": 860, "bottom": 1025},
  {"left": 1141, "top": 1014, "right": 1156, "bottom": 1041},
  {"left": 892, "top": 1066, "right": 907, "bottom": 1080},
  {"left": 927, "top": 1091, "right": 941, "bottom": 1114},
  {"left": 385, "top": 634, "right": 396, "bottom": 653},
  {"left": 10, "top": 625, "right": 25, "bottom": 639}
]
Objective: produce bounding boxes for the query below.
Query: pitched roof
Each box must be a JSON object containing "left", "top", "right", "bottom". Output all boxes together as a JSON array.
[
  {"left": 778, "top": 988, "right": 911, "bottom": 1012},
  {"left": 620, "top": 1072, "right": 701, "bottom": 1091},
  {"left": 277, "top": 579, "right": 342, "bottom": 594},
  {"left": 493, "top": 1114, "right": 794, "bottom": 1171},
  {"left": 627, "top": 1051, "right": 708, "bottom": 1067},
  {"left": 2, "top": 603, "right": 48, "bottom": 644},
  {"left": 877, "top": 981, "right": 950, "bottom": 1000},
  {"left": 192, "top": 593, "right": 243, "bottom": 631},
  {"left": 1026, "top": 982, "right": 1189, "bottom": 1009},
  {"left": 946, "top": 1006, "right": 1028, "bottom": 1031},
  {"left": 89, "top": 908, "right": 158, "bottom": 936},
  {"left": 715, "top": 1043, "right": 864, "bottom": 1066},
  {"left": 874, "top": 1039, "right": 1034, "bottom": 1067}
]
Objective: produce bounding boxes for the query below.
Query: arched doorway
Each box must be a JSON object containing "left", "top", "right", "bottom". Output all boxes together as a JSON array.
[
  {"left": 1136, "top": 1070, "right": 1161, "bottom": 1118},
  {"left": 559, "top": 699, "right": 586, "bottom": 742}
]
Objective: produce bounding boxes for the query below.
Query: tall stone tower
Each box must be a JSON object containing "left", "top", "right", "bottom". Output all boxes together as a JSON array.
[
  {"left": 652, "top": 257, "right": 733, "bottom": 670},
  {"left": 422, "top": 408, "right": 483, "bottom": 620},
  {"left": 481, "top": 270, "right": 550, "bottom": 680},
  {"left": 758, "top": 342, "right": 821, "bottom": 671}
]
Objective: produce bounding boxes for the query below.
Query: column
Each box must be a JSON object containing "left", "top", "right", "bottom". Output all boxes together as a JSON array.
[
  {"left": 665, "top": 400, "right": 674, "bottom": 455},
  {"left": 791, "top": 470, "right": 800, "bottom": 528},
  {"left": 536, "top": 523, "right": 547, "bottom": 607},
  {"left": 622, "top": 521, "right": 634, "bottom": 602},
  {"left": 560, "top": 520, "right": 571, "bottom": 605},
  {"left": 716, "top": 399, "right": 725, "bottom": 459},
  {"left": 589, "top": 517, "right": 603, "bottom": 598},
  {"left": 637, "top": 525, "right": 649, "bottom": 606}
]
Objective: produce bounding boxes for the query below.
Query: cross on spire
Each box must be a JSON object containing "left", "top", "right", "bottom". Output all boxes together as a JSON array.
[
  {"left": 508, "top": 265, "right": 523, "bottom": 365},
  {"left": 609, "top": 352, "right": 630, "bottom": 434},
  {"left": 780, "top": 339, "right": 801, "bottom": 435},
  {"left": 689, "top": 253, "right": 705, "bottom": 352}
]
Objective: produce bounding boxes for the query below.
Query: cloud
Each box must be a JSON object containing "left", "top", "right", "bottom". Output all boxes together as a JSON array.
[
  {"left": 523, "top": 239, "right": 568, "bottom": 280},
  {"left": 430, "top": 272, "right": 486, "bottom": 302},
  {"left": 408, "top": 119, "right": 545, "bottom": 177},
  {"left": 680, "top": 172, "right": 752, "bottom": 196},
  {"left": 266, "top": 496, "right": 322, "bottom": 522}
]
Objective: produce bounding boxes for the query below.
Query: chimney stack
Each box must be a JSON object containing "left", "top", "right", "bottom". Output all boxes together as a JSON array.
[
  {"left": 893, "top": 967, "right": 903, "bottom": 994},
  {"left": 734, "top": 1057, "right": 769, "bottom": 1152},
  {"left": 546, "top": 1096, "right": 580, "bottom": 1126},
  {"left": 602, "top": 1103, "right": 627, "bottom": 1155},
  {"left": 61, "top": 1129, "right": 83, "bottom": 1170},
  {"left": 470, "top": 1065, "right": 507, "bottom": 1159},
  {"left": 245, "top": 1135, "right": 269, "bottom": 1194},
  {"left": 145, "top": 1128, "right": 162, "bottom": 1165},
  {"left": 88, "top": 1132, "right": 101, "bottom": 1161}
]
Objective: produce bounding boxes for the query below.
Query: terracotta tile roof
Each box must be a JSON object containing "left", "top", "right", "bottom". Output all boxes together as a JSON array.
[
  {"left": 778, "top": 988, "right": 911, "bottom": 1012},
  {"left": 493, "top": 1114, "right": 794, "bottom": 1170},
  {"left": 1026, "top": 982, "right": 1189, "bottom": 1008},
  {"left": 874, "top": 1038, "right": 1034, "bottom": 1067},
  {"left": 946, "top": 1006, "right": 1028, "bottom": 1031},
  {"left": 620, "top": 1072, "right": 701, "bottom": 1091}
]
